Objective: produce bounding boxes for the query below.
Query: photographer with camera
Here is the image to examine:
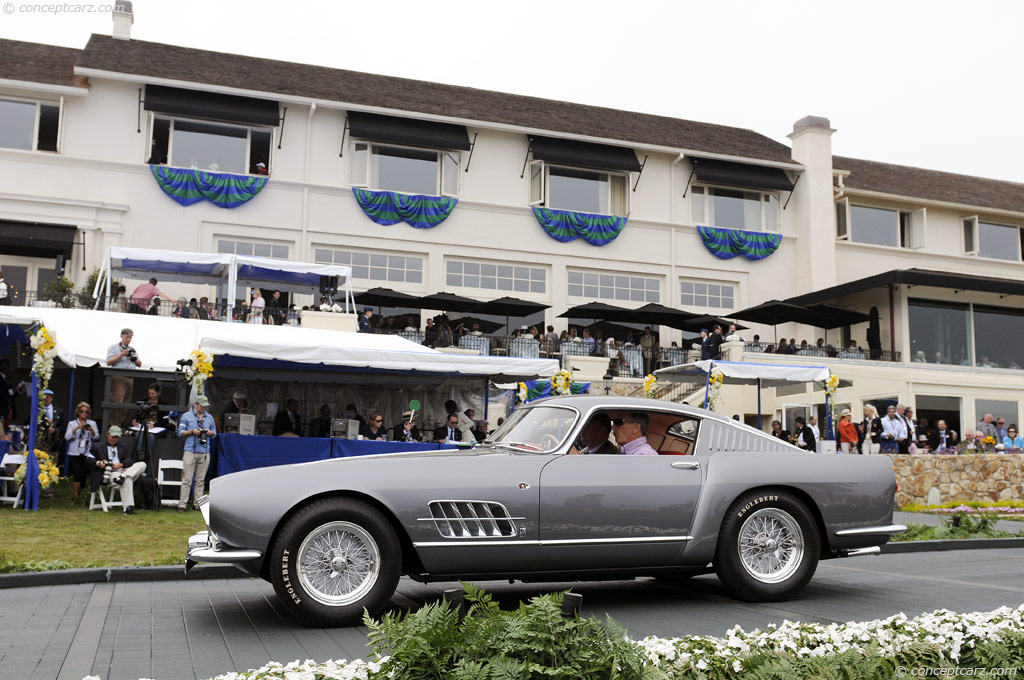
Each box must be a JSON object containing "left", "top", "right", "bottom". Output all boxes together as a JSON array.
[
  {"left": 880, "top": 404, "right": 907, "bottom": 454},
  {"left": 64, "top": 401, "right": 99, "bottom": 503},
  {"left": 106, "top": 328, "right": 142, "bottom": 429},
  {"left": 88, "top": 426, "right": 147, "bottom": 516},
  {"left": 130, "top": 382, "right": 168, "bottom": 455},
  {"left": 177, "top": 395, "right": 216, "bottom": 512}
]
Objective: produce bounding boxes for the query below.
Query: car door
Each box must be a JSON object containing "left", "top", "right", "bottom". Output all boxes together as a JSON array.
[{"left": 537, "top": 453, "right": 703, "bottom": 570}]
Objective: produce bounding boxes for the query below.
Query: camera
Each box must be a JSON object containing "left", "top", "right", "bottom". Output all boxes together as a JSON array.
[
  {"left": 126, "top": 347, "right": 138, "bottom": 362},
  {"left": 198, "top": 428, "right": 209, "bottom": 446},
  {"left": 103, "top": 469, "right": 126, "bottom": 486},
  {"left": 176, "top": 358, "right": 193, "bottom": 369}
]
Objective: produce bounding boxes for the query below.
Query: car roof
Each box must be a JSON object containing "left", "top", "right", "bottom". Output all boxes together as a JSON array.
[{"left": 525, "top": 395, "right": 732, "bottom": 425}]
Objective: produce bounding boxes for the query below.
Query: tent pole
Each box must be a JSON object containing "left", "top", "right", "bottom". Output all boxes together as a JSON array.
[
  {"left": 703, "top": 362, "right": 712, "bottom": 409},
  {"left": 757, "top": 378, "right": 762, "bottom": 431},
  {"left": 484, "top": 379, "right": 489, "bottom": 421}
]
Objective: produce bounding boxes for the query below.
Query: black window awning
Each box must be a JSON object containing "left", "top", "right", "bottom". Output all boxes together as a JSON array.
[
  {"left": 348, "top": 111, "right": 471, "bottom": 151},
  {"left": 786, "top": 269, "right": 1024, "bottom": 306},
  {"left": 144, "top": 85, "right": 280, "bottom": 127},
  {"left": 0, "top": 220, "right": 76, "bottom": 259},
  {"left": 692, "top": 157, "right": 795, "bottom": 191},
  {"left": 529, "top": 135, "right": 642, "bottom": 173}
]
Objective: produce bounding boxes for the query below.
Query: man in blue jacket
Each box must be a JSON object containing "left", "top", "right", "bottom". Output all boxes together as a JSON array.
[{"left": 177, "top": 395, "right": 216, "bottom": 512}]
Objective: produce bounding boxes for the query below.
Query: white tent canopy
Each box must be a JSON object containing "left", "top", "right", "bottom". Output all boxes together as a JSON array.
[
  {"left": 93, "top": 246, "right": 355, "bottom": 311},
  {"left": 656, "top": 360, "right": 831, "bottom": 387},
  {"left": 0, "top": 307, "right": 557, "bottom": 380}
]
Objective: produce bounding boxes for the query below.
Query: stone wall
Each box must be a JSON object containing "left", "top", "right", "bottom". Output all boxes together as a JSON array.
[{"left": 884, "top": 454, "right": 1024, "bottom": 507}]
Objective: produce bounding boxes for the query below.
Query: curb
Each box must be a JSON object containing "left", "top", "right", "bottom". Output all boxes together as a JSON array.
[
  {"left": 880, "top": 537, "right": 1024, "bottom": 553},
  {"left": 0, "top": 564, "right": 251, "bottom": 589}
]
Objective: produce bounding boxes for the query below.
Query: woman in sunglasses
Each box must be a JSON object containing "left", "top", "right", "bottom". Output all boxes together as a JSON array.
[
  {"left": 64, "top": 401, "right": 98, "bottom": 502},
  {"left": 359, "top": 411, "right": 386, "bottom": 441},
  {"left": 1003, "top": 425, "right": 1024, "bottom": 452}
]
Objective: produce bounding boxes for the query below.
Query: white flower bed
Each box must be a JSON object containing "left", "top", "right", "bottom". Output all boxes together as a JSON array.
[{"left": 82, "top": 604, "right": 1024, "bottom": 679}]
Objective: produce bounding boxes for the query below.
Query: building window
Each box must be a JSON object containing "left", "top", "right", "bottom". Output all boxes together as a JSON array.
[
  {"left": 447, "top": 260, "right": 544, "bottom": 293},
  {"left": 314, "top": 248, "right": 423, "bottom": 284},
  {"left": 908, "top": 298, "right": 970, "bottom": 366},
  {"left": 529, "top": 162, "right": 629, "bottom": 216},
  {"left": 973, "top": 305, "right": 1024, "bottom": 369},
  {"left": 680, "top": 280, "right": 734, "bottom": 310},
  {"left": 838, "top": 201, "right": 926, "bottom": 249},
  {"left": 567, "top": 271, "right": 659, "bottom": 302},
  {"left": 962, "top": 216, "right": 1021, "bottom": 261},
  {"left": 350, "top": 141, "right": 459, "bottom": 196},
  {"left": 217, "top": 239, "right": 289, "bottom": 259},
  {"left": 0, "top": 98, "right": 60, "bottom": 152},
  {"left": 975, "top": 399, "right": 1019, "bottom": 429},
  {"left": 150, "top": 116, "right": 272, "bottom": 174},
  {"left": 692, "top": 185, "right": 778, "bottom": 231}
]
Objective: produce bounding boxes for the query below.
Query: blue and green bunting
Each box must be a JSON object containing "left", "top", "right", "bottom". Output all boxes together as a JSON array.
[
  {"left": 532, "top": 207, "right": 627, "bottom": 246},
  {"left": 521, "top": 380, "right": 591, "bottom": 403},
  {"left": 353, "top": 188, "right": 458, "bottom": 229},
  {"left": 697, "top": 226, "right": 781, "bottom": 261},
  {"left": 150, "top": 166, "right": 268, "bottom": 209}
]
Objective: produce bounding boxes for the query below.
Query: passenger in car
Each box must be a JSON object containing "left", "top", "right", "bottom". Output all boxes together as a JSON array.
[
  {"left": 611, "top": 413, "right": 658, "bottom": 455},
  {"left": 572, "top": 413, "right": 619, "bottom": 455}
]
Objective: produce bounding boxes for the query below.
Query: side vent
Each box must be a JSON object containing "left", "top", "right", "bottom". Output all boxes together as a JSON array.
[
  {"left": 702, "top": 421, "right": 793, "bottom": 454},
  {"left": 424, "top": 500, "right": 520, "bottom": 538}
]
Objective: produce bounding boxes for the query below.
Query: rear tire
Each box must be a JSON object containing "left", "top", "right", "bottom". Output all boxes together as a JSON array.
[
  {"left": 714, "top": 490, "right": 819, "bottom": 602},
  {"left": 270, "top": 497, "right": 400, "bottom": 627}
]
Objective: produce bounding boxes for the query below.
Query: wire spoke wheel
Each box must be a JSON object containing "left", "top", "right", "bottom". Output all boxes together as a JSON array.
[
  {"left": 297, "top": 521, "right": 380, "bottom": 607},
  {"left": 737, "top": 507, "right": 804, "bottom": 584}
]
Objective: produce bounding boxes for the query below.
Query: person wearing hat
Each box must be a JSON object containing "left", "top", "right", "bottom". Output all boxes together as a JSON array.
[
  {"left": 837, "top": 409, "right": 858, "bottom": 454},
  {"left": 38, "top": 388, "right": 65, "bottom": 456},
  {"left": 177, "top": 395, "right": 217, "bottom": 512},
  {"left": 391, "top": 410, "right": 423, "bottom": 443},
  {"left": 793, "top": 416, "right": 816, "bottom": 452},
  {"left": 358, "top": 306, "right": 373, "bottom": 333},
  {"left": 88, "top": 425, "right": 147, "bottom": 515},
  {"left": 570, "top": 412, "right": 618, "bottom": 455}
]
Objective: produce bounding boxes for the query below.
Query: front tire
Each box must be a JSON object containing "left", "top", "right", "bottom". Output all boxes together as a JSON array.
[
  {"left": 714, "top": 490, "right": 819, "bottom": 602},
  {"left": 270, "top": 498, "right": 400, "bottom": 626}
]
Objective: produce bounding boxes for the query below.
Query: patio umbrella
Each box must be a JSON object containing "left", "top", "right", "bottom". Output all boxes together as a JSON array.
[
  {"left": 729, "top": 299, "right": 821, "bottom": 343},
  {"left": 808, "top": 303, "right": 873, "bottom": 329},
  {"left": 626, "top": 303, "right": 702, "bottom": 330},
  {"left": 679, "top": 315, "right": 748, "bottom": 333},
  {"left": 475, "top": 296, "right": 550, "bottom": 334},
  {"left": 557, "top": 301, "right": 634, "bottom": 322},
  {"left": 353, "top": 287, "right": 423, "bottom": 314},
  {"left": 420, "top": 291, "right": 481, "bottom": 314},
  {"left": 448, "top": 316, "right": 504, "bottom": 334}
]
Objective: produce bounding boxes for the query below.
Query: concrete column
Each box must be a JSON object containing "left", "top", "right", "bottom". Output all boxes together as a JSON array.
[{"left": 787, "top": 116, "right": 837, "bottom": 292}]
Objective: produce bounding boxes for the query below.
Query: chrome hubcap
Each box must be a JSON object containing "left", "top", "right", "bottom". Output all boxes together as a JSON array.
[
  {"left": 737, "top": 507, "right": 804, "bottom": 583},
  {"left": 297, "top": 521, "right": 380, "bottom": 607}
]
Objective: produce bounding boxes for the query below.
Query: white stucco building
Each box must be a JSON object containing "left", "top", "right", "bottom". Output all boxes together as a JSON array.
[{"left": 2, "top": 6, "right": 1023, "bottom": 434}]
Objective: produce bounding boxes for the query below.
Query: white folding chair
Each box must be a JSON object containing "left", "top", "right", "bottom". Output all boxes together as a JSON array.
[
  {"left": 0, "top": 453, "right": 26, "bottom": 507},
  {"left": 157, "top": 458, "right": 184, "bottom": 507},
  {"left": 89, "top": 484, "right": 124, "bottom": 512}
]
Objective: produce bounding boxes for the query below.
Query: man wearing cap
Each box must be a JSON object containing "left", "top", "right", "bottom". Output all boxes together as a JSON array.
[
  {"left": 358, "top": 307, "right": 373, "bottom": 333},
  {"left": 88, "top": 426, "right": 147, "bottom": 515},
  {"left": 177, "top": 395, "right": 217, "bottom": 512},
  {"left": 570, "top": 413, "right": 619, "bottom": 455},
  {"left": 391, "top": 411, "right": 423, "bottom": 442},
  {"left": 837, "top": 409, "right": 858, "bottom": 454}
]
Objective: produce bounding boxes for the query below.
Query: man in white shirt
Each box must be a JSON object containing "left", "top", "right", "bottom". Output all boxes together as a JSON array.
[
  {"left": 808, "top": 416, "right": 821, "bottom": 441},
  {"left": 0, "top": 268, "right": 8, "bottom": 306},
  {"left": 880, "top": 405, "right": 907, "bottom": 453}
]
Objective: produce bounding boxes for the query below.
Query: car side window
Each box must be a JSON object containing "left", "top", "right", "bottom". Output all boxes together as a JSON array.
[{"left": 662, "top": 418, "right": 700, "bottom": 455}]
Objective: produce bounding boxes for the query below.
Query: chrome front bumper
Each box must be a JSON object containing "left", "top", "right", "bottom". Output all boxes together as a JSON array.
[{"left": 185, "top": 530, "right": 263, "bottom": 572}]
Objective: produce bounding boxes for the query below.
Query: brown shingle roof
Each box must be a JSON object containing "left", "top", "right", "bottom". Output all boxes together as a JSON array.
[
  {"left": 835, "top": 155, "right": 1024, "bottom": 215},
  {"left": 0, "top": 38, "right": 84, "bottom": 89},
  {"left": 74, "top": 34, "right": 794, "bottom": 164}
]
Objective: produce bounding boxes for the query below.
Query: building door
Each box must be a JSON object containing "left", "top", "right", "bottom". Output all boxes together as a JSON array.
[{"left": 1, "top": 265, "right": 27, "bottom": 305}]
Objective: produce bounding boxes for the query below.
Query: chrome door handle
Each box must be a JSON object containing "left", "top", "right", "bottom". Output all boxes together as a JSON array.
[{"left": 671, "top": 461, "right": 700, "bottom": 470}]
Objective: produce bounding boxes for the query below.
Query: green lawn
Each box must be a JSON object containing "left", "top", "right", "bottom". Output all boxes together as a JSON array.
[{"left": 1, "top": 479, "right": 206, "bottom": 571}]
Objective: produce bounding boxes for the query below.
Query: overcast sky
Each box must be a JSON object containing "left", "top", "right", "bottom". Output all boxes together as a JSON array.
[{"left": 3, "top": 0, "right": 1022, "bottom": 183}]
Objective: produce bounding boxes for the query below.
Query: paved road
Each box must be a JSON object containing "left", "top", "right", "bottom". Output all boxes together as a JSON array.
[{"left": 3, "top": 548, "right": 1024, "bottom": 680}]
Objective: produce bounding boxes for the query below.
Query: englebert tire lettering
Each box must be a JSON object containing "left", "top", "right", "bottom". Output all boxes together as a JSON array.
[{"left": 735, "top": 494, "right": 779, "bottom": 519}]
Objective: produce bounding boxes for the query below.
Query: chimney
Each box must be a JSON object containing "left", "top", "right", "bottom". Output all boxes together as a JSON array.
[
  {"left": 787, "top": 116, "right": 837, "bottom": 291},
  {"left": 112, "top": 1, "right": 134, "bottom": 40}
]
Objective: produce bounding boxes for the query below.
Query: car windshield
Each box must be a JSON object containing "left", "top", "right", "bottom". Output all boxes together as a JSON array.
[{"left": 489, "top": 405, "right": 578, "bottom": 453}]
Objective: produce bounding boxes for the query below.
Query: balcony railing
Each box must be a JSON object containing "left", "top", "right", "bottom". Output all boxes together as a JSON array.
[{"left": 743, "top": 342, "right": 901, "bottom": 362}]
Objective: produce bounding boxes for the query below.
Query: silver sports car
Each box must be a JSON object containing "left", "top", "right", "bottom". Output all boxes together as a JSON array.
[{"left": 187, "top": 396, "right": 904, "bottom": 626}]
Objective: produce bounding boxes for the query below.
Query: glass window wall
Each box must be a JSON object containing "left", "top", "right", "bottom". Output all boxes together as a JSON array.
[{"left": 907, "top": 298, "right": 970, "bottom": 366}]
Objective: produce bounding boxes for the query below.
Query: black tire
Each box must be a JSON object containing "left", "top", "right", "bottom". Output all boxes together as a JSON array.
[
  {"left": 270, "top": 497, "right": 401, "bottom": 627},
  {"left": 714, "top": 489, "right": 819, "bottom": 602}
]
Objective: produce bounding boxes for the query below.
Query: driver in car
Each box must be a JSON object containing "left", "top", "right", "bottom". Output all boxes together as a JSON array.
[
  {"left": 570, "top": 413, "right": 619, "bottom": 455},
  {"left": 611, "top": 413, "right": 658, "bottom": 455}
]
